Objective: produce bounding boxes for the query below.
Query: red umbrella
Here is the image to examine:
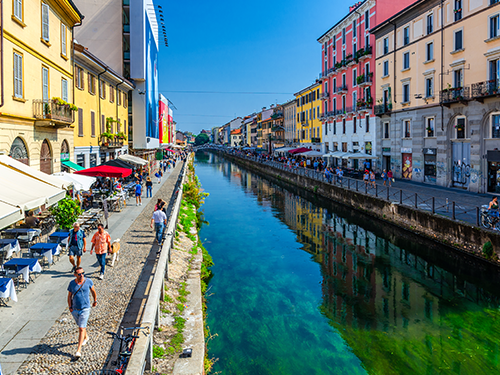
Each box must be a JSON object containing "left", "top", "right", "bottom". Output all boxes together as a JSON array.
[
  {"left": 288, "top": 147, "right": 311, "bottom": 154},
  {"left": 164, "top": 149, "right": 176, "bottom": 152},
  {"left": 75, "top": 165, "right": 132, "bottom": 178}
]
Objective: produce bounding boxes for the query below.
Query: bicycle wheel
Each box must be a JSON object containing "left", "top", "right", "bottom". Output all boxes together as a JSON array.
[{"left": 481, "top": 214, "right": 492, "bottom": 229}]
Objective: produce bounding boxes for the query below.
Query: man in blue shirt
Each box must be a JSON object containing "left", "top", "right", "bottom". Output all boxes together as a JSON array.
[
  {"left": 135, "top": 181, "right": 142, "bottom": 206},
  {"left": 67, "top": 267, "right": 97, "bottom": 358},
  {"left": 67, "top": 223, "right": 86, "bottom": 273}
]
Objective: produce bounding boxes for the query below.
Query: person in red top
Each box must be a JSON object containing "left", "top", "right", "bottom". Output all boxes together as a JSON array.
[{"left": 90, "top": 224, "right": 111, "bottom": 280}]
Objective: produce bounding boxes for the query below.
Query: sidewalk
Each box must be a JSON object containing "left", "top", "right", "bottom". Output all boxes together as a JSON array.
[{"left": 0, "top": 166, "right": 178, "bottom": 375}]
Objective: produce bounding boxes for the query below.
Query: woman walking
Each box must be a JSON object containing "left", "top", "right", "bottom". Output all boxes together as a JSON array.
[
  {"left": 146, "top": 177, "right": 153, "bottom": 198},
  {"left": 387, "top": 170, "right": 394, "bottom": 187}
]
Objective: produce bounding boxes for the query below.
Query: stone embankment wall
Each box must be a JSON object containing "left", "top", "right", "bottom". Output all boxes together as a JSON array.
[{"left": 217, "top": 151, "right": 500, "bottom": 264}]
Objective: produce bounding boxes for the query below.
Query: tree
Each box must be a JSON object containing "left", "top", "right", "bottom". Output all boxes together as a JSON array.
[{"left": 195, "top": 133, "right": 210, "bottom": 145}]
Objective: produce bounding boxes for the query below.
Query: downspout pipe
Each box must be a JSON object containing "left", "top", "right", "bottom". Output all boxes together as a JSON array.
[
  {"left": 97, "top": 68, "right": 108, "bottom": 135},
  {"left": 440, "top": 0, "right": 444, "bottom": 131},
  {"left": 389, "top": 20, "right": 397, "bottom": 105}
]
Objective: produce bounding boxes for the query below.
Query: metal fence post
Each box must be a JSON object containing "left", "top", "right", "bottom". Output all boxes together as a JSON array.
[
  {"left": 452, "top": 201, "right": 456, "bottom": 220},
  {"left": 432, "top": 197, "right": 435, "bottom": 214},
  {"left": 476, "top": 207, "right": 479, "bottom": 226},
  {"left": 365, "top": 182, "right": 367, "bottom": 194},
  {"left": 348, "top": 179, "right": 350, "bottom": 190},
  {"left": 356, "top": 180, "right": 358, "bottom": 191},
  {"left": 415, "top": 193, "right": 418, "bottom": 208},
  {"left": 386, "top": 186, "right": 389, "bottom": 201},
  {"left": 399, "top": 190, "right": 402, "bottom": 204},
  {"left": 375, "top": 184, "right": 378, "bottom": 197}
]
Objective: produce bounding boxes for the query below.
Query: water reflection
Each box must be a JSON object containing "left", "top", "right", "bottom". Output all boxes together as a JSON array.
[{"left": 199, "top": 152, "right": 500, "bottom": 374}]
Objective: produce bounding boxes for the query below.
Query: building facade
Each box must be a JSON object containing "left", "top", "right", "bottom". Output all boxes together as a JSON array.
[
  {"left": 372, "top": 0, "right": 500, "bottom": 193},
  {"left": 0, "top": 0, "right": 82, "bottom": 174},
  {"left": 295, "top": 82, "right": 323, "bottom": 151},
  {"left": 318, "top": 0, "right": 415, "bottom": 168},
  {"left": 283, "top": 99, "right": 297, "bottom": 145},
  {"left": 73, "top": 43, "right": 134, "bottom": 169}
]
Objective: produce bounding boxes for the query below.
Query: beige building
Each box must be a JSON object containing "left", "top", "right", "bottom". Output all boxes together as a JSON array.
[
  {"left": 0, "top": 0, "right": 82, "bottom": 174},
  {"left": 372, "top": 0, "right": 500, "bottom": 193},
  {"left": 283, "top": 99, "right": 297, "bottom": 145}
]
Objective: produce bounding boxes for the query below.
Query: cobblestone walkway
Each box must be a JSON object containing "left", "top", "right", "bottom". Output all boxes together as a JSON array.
[{"left": 13, "top": 166, "right": 182, "bottom": 375}]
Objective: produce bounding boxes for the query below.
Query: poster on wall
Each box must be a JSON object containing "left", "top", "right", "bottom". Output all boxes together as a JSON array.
[
  {"left": 402, "top": 153, "right": 412, "bottom": 179},
  {"left": 145, "top": 11, "right": 159, "bottom": 140},
  {"left": 159, "top": 94, "right": 168, "bottom": 144},
  {"left": 168, "top": 107, "right": 173, "bottom": 143}
]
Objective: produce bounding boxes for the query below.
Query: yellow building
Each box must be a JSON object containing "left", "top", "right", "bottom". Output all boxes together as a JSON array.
[
  {"left": 0, "top": 0, "right": 82, "bottom": 173},
  {"left": 72, "top": 43, "right": 134, "bottom": 169},
  {"left": 372, "top": 0, "right": 500, "bottom": 193},
  {"left": 294, "top": 82, "right": 323, "bottom": 150}
]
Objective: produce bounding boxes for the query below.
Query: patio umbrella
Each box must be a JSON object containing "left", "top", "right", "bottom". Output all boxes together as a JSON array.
[
  {"left": 289, "top": 147, "right": 311, "bottom": 154},
  {"left": 164, "top": 149, "right": 175, "bottom": 153},
  {"left": 75, "top": 165, "right": 132, "bottom": 178},
  {"left": 297, "top": 150, "right": 324, "bottom": 157},
  {"left": 52, "top": 172, "right": 97, "bottom": 191},
  {"left": 101, "top": 159, "right": 135, "bottom": 169}
]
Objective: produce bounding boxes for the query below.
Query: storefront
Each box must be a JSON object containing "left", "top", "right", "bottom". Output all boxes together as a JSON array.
[
  {"left": 382, "top": 148, "right": 391, "bottom": 171},
  {"left": 487, "top": 150, "right": 500, "bottom": 193},
  {"left": 401, "top": 148, "right": 412, "bottom": 180},
  {"left": 423, "top": 148, "right": 437, "bottom": 184}
]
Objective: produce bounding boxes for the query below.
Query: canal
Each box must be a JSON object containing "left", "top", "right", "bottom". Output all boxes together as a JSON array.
[{"left": 196, "top": 151, "right": 500, "bottom": 375}]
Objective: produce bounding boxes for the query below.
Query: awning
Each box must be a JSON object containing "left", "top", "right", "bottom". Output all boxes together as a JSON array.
[
  {"left": 0, "top": 155, "right": 71, "bottom": 190},
  {"left": 0, "top": 164, "right": 66, "bottom": 210},
  {"left": 101, "top": 159, "right": 135, "bottom": 170},
  {"left": 75, "top": 165, "right": 132, "bottom": 178},
  {"left": 118, "top": 154, "right": 148, "bottom": 166},
  {"left": 289, "top": 147, "right": 311, "bottom": 154},
  {"left": 62, "top": 160, "right": 85, "bottom": 171},
  {"left": 297, "top": 150, "right": 324, "bottom": 157},
  {"left": 0, "top": 201, "right": 24, "bottom": 230},
  {"left": 164, "top": 149, "right": 176, "bottom": 153},
  {"left": 274, "top": 147, "right": 295, "bottom": 154},
  {"left": 52, "top": 172, "right": 96, "bottom": 191},
  {"left": 342, "top": 152, "right": 378, "bottom": 159},
  {"left": 324, "top": 151, "right": 349, "bottom": 158}
]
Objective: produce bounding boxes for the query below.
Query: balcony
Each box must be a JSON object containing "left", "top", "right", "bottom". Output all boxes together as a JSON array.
[
  {"left": 356, "top": 98, "right": 373, "bottom": 112},
  {"left": 440, "top": 86, "right": 470, "bottom": 107},
  {"left": 345, "top": 106, "right": 355, "bottom": 114},
  {"left": 335, "top": 61, "right": 348, "bottom": 72},
  {"left": 336, "top": 84, "right": 348, "bottom": 93},
  {"left": 357, "top": 73, "right": 373, "bottom": 87},
  {"left": 311, "top": 137, "right": 321, "bottom": 144},
  {"left": 320, "top": 92, "right": 329, "bottom": 100},
  {"left": 356, "top": 45, "right": 372, "bottom": 61},
  {"left": 374, "top": 103, "right": 393, "bottom": 116},
  {"left": 99, "top": 135, "right": 125, "bottom": 148},
  {"left": 319, "top": 71, "right": 329, "bottom": 80},
  {"left": 471, "top": 80, "right": 500, "bottom": 102},
  {"left": 33, "top": 99, "right": 75, "bottom": 127}
]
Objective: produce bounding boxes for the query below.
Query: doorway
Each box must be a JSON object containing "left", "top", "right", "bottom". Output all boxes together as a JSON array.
[
  {"left": 40, "top": 140, "right": 52, "bottom": 174},
  {"left": 451, "top": 142, "right": 470, "bottom": 188}
]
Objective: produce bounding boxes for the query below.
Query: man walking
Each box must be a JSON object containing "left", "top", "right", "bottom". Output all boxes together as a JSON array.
[
  {"left": 90, "top": 223, "right": 111, "bottom": 280},
  {"left": 150, "top": 203, "right": 167, "bottom": 244},
  {"left": 135, "top": 180, "right": 142, "bottom": 206},
  {"left": 67, "top": 223, "right": 86, "bottom": 273},
  {"left": 67, "top": 267, "right": 97, "bottom": 358}
]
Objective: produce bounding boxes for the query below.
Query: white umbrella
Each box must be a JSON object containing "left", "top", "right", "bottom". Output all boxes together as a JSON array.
[
  {"left": 52, "top": 172, "right": 96, "bottom": 191},
  {"left": 342, "top": 152, "right": 377, "bottom": 159},
  {"left": 298, "top": 150, "right": 325, "bottom": 157}
]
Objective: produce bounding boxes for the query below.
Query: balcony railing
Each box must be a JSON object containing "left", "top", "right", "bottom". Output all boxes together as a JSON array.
[
  {"left": 356, "top": 99, "right": 373, "bottom": 111},
  {"left": 336, "top": 84, "right": 348, "bottom": 93},
  {"left": 320, "top": 71, "right": 328, "bottom": 80},
  {"left": 100, "top": 136, "right": 124, "bottom": 148},
  {"left": 374, "top": 103, "right": 393, "bottom": 116},
  {"left": 311, "top": 137, "right": 321, "bottom": 143},
  {"left": 440, "top": 86, "right": 470, "bottom": 105},
  {"left": 471, "top": 80, "right": 500, "bottom": 101},
  {"left": 33, "top": 99, "right": 75, "bottom": 126},
  {"left": 357, "top": 73, "right": 373, "bottom": 86},
  {"left": 320, "top": 92, "right": 329, "bottom": 99},
  {"left": 356, "top": 45, "right": 372, "bottom": 60}
]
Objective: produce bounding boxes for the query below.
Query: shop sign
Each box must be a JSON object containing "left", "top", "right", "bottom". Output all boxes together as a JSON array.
[
  {"left": 423, "top": 148, "right": 436, "bottom": 155},
  {"left": 382, "top": 147, "right": 391, "bottom": 152},
  {"left": 60, "top": 153, "right": 70, "bottom": 162},
  {"left": 401, "top": 148, "right": 412, "bottom": 153}
]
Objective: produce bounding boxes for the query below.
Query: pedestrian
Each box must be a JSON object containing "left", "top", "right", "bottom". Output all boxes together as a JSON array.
[
  {"left": 151, "top": 204, "right": 167, "bottom": 244},
  {"left": 158, "top": 169, "right": 163, "bottom": 184},
  {"left": 370, "top": 170, "right": 376, "bottom": 188},
  {"left": 337, "top": 167, "right": 344, "bottom": 184},
  {"left": 387, "top": 169, "right": 394, "bottom": 187},
  {"left": 67, "top": 223, "right": 86, "bottom": 273},
  {"left": 146, "top": 177, "right": 153, "bottom": 198},
  {"left": 90, "top": 223, "right": 111, "bottom": 280},
  {"left": 363, "top": 170, "right": 370, "bottom": 187},
  {"left": 381, "top": 169, "right": 388, "bottom": 186},
  {"left": 67, "top": 267, "right": 97, "bottom": 358},
  {"left": 135, "top": 180, "right": 142, "bottom": 206},
  {"left": 163, "top": 161, "right": 167, "bottom": 174}
]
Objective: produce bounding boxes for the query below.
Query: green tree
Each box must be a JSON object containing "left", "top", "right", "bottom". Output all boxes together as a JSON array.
[
  {"left": 195, "top": 133, "right": 209, "bottom": 145},
  {"left": 50, "top": 197, "right": 82, "bottom": 230}
]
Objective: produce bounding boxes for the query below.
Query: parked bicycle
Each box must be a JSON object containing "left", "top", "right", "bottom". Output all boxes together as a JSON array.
[
  {"left": 480, "top": 205, "right": 500, "bottom": 230},
  {"left": 106, "top": 326, "right": 149, "bottom": 374}
]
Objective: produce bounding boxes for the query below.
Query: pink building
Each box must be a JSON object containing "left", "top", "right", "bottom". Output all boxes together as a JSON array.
[{"left": 318, "top": 0, "right": 415, "bottom": 167}]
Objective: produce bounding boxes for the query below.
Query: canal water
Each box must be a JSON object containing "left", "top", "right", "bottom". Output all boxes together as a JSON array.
[{"left": 196, "top": 151, "right": 500, "bottom": 375}]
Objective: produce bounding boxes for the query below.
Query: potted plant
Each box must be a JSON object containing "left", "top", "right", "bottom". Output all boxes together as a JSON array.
[{"left": 49, "top": 197, "right": 82, "bottom": 230}]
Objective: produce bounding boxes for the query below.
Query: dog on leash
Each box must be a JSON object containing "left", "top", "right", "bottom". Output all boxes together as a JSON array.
[{"left": 107, "top": 239, "right": 120, "bottom": 267}]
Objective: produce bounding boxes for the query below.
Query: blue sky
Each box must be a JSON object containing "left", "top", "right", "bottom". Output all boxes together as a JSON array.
[{"left": 156, "top": 0, "right": 345, "bottom": 134}]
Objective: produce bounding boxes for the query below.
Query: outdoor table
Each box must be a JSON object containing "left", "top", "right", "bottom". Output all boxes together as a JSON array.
[
  {"left": 30, "top": 243, "right": 61, "bottom": 265},
  {"left": 2, "top": 228, "right": 41, "bottom": 241},
  {"left": 3, "top": 258, "right": 42, "bottom": 284},
  {"left": 49, "top": 231, "right": 70, "bottom": 246},
  {"left": 0, "top": 277, "right": 18, "bottom": 304},
  {"left": 0, "top": 239, "right": 21, "bottom": 259}
]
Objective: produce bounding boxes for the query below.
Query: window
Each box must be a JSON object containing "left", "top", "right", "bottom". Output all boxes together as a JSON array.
[
  {"left": 454, "top": 0, "right": 462, "bottom": 21},
  {"left": 101, "top": 114, "right": 105, "bottom": 133},
  {"left": 403, "top": 52, "right": 410, "bottom": 70},
  {"left": 425, "top": 77, "right": 433, "bottom": 98},
  {"left": 13, "top": 52, "right": 23, "bottom": 99},
  {"left": 353, "top": 92, "right": 357, "bottom": 110},
  {"left": 317, "top": 106, "right": 320, "bottom": 117},
  {"left": 333, "top": 78, "right": 337, "bottom": 92},
  {"left": 324, "top": 42, "right": 327, "bottom": 56},
  {"left": 78, "top": 108, "right": 83, "bottom": 136},
  {"left": 353, "top": 117, "right": 357, "bottom": 133},
  {"left": 383, "top": 37, "right": 389, "bottom": 54},
  {"left": 91, "top": 111, "right": 95, "bottom": 137},
  {"left": 342, "top": 118, "right": 346, "bottom": 134},
  {"left": 456, "top": 117, "right": 466, "bottom": 139},
  {"left": 353, "top": 68, "right": 357, "bottom": 87},
  {"left": 353, "top": 42, "right": 357, "bottom": 55},
  {"left": 342, "top": 73, "right": 346, "bottom": 87},
  {"left": 366, "top": 115, "right": 370, "bottom": 133},
  {"left": 333, "top": 98, "right": 337, "bottom": 112},
  {"left": 403, "top": 119, "right": 411, "bottom": 138},
  {"left": 454, "top": 69, "right": 463, "bottom": 87},
  {"left": 61, "top": 23, "right": 67, "bottom": 57},
  {"left": 41, "top": 3, "right": 49, "bottom": 42},
  {"left": 426, "top": 42, "right": 434, "bottom": 61},
  {"left": 402, "top": 83, "right": 410, "bottom": 103},
  {"left": 88, "top": 73, "right": 96, "bottom": 94},
  {"left": 492, "top": 114, "right": 500, "bottom": 138},
  {"left": 110, "top": 86, "right": 114, "bottom": 103},
  {"left": 61, "top": 78, "right": 68, "bottom": 102},
  {"left": 117, "top": 90, "right": 122, "bottom": 106},
  {"left": 342, "top": 95, "right": 346, "bottom": 111},
  {"left": 76, "top": 67, "right": 84, "bottom": 90},
  {"left": 124, "top": 92, "right": 128, "bottom": 108},
  {"left": 365, "top": 10, "right": 369, "bottom": 29},
  {"left": 427, "top": 13, "right": 433, "bottom": 34},
  {"left": 99, "top": 80, "right": 106, "bottom": 99},
  {"left": 426, "top": 117, "right": 435, "bottom": 137},
  {"left": 490, "top": 14, "right": 499, "bottom": 39},
  {"left": 384, "top": 122, "right": 390, "bottom": 138},
  {"left": 42, "top": 66, "right": 49, "bottom": 101},
  {"left": 454, "top": 29, "right": 463, "bottom": 51},
  {"left": 14, "top": 0, "right": 22, "bottom": 21},
  {"left": 342, "top": 28, "right": 346, "bottom": 44},
  {"left": 403, "top": 26, "right": 410, "bottom": 45},
  {"left": 383, "top": 60, "right": 389, "bottom": 76},
  {"left": 353, "top": 20, "right": 357, "bottom": 38}
]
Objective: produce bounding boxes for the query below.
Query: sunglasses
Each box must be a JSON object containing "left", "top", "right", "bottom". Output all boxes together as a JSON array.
[{"left": 76, "top": 272, "right": 85, "bottom": 276}]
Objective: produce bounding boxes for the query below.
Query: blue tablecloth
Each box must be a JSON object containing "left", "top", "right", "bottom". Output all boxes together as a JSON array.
[
  {"left": 0, "top": 239, "right": 20, "bottom": 258},
  {"left": 2, "top": 228, "right": 38, "bottom": 235},
  {"left": 30, "top": 243, "right": 59, "bottom": 253},
  {"left": 49, "top": 232, "right": 70, "bottom": 241},
  {"left": 4, "top": 258, "right": 40, "bottom": 272},
  {"left": 0, "top": 278, "right": 9, "bottom": 293}
]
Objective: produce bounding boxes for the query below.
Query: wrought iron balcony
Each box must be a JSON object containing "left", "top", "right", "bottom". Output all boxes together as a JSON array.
[
  {"left": 356, "top": 99, "right": 373, "bottom": 112},
  {"left": 336, "top": 84, "right": 348, "bottom": 93},
  {"left": 471, "top": 80, "right": 500, "bottom": 102},
  {"left": 33, "top": 99, "right": 75, "bottom": 127},
  {"left": 327, "top": 67, "right": 336, "bottom": 77},
  {"left": 311, "top": 137, "right": 321, "bottom": 143},
  {"left": 100, "top": 135, "right": 124, "bottom": 148},
  {"left": 374, "top": 103, "right": 393, "bottom": 116},
  {"left": 320, "top": 92, "right": 329, "bottom": 99},
  {"left": 319, "top": 71, "right": 329, "bottom": 80},
  {"left": 356, "top": 45, "right": 372, "bottom": 61},
  {"left": 357, "top": 73, "right": 373, "bottom": 86},
  {"left": 440, "top": 86, "right": 470, "bottom": 106}
]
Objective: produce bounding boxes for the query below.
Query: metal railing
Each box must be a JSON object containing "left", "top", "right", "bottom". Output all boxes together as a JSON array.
[
  {"left": 471, "top": 80, "right": 500, "bottom": 99},
  {"left": 374, "top": 103, "right": 392, "bottom": 116},
  {"left": 210, "top": 149, "right": 487, "bottom": 229},
  {"left": 336, "top": 84, "right": 348, "bottom": 92},
  {"left": 440, "top": 86, "right": 470, "bottom": 104},
  {"left": 33, "top": 99, "right": 74, "bottom": 124}
]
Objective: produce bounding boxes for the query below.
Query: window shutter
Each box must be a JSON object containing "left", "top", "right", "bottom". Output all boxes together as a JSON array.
[
  {"left": 61, "top": 24, "right": 67, "bottom": 56},
  {"left": 61, "top": 79, "right": 68, "bottom": 102},
  {"left": 91, "top": 111, "right": 95, "bottom": 137},
  {"left": 117, "top": 118, "right": 120, "bottom": 133},
  {"left": 42, "top": 4, "right": 49, "bottom": 42},
  {"left": 101, "top": 114, "right": 105, "bottom": 133},
  {"left": 42, "top": 67, "right": 49, "bottom": 101},
  {"left": 78, "top": 108, "right": 83, "bottom": 136}
]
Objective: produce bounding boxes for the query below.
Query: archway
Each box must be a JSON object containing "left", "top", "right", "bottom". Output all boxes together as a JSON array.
[
  {"left": 9, "top": 137, "right": 29, "bottom": 165},
  {"left": 40, "top": 139, "right": 52, "bottom": 174}
]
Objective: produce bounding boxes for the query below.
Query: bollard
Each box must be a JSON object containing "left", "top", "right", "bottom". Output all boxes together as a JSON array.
[
  {"left": 365, "top": 182, "right": 367, "bottom": 194},
  {"left": 415, "top": 193, "right": 418, "bottom": 208},
  {"left": 452, "top": 201, "right": 455, "bottom": 220},
  {"left": 432, "top": 197, "right": 435, "bottom": 214},
  {"left": 476, "top": 207, "right": 479, "bottom": 226},
  {"left": 348, "top": 179, "right": 350, "bottom": 190},
  {"left": 399, "top": 190, "right": 403, "bottom": 204},
  {"left": 446, "top": 198, "right": 449, "bottom": 212},
  {"left": 356, "top": 180, "right": 358, "bottom": 191},
  {"left": 375, "top": 184, "right": 378, "bottom": 197},
  {"left": 386, "top": 186, "right": 389, "bottom": 201}
]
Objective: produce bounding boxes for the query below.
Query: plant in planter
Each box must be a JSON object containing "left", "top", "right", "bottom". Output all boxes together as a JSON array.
[
  {"left": 366, "top": 96, "right": 373, "bottom": 104},
  {"left": 44, "top": 103, "right": 51, "bottom": 116},
  {"left": 52, "top": 97, "right": 78, "bottom": 111},
  {"left": 116, "top": 132, "right": 126, "bottom": 139},
  {"left": 356, "top": 75, "right": 364, "bottom": 84},
  {"left": 49, "top": 197, "right": 82, "bottom": 230}
]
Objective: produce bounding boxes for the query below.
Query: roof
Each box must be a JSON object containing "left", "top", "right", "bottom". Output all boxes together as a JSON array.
[
  {"left": 317, "top": 0, "right": 367, "bottom": 42},
  {"left": 370, "top": 0, "right": 426, "bottom": 34},
  {"left": 294, "top": 81, "right": 321, "bottom": 97},
  {"left": 231, "top": 129, "right": 242, "bottom": 135}
]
